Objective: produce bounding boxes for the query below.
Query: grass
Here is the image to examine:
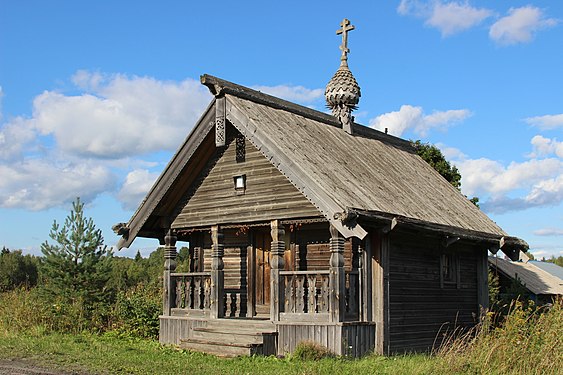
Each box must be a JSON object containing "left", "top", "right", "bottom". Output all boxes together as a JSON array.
[
  {"left": 1, "top": 288, "right": 561, "bottom": 375},
  {"left": 0, "top": 331, "right": 438, "bottom": 375}
]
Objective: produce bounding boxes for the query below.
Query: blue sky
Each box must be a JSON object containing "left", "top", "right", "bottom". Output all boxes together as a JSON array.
[{"left": 1, "top": 1, "right": 561, "bottom": 259}]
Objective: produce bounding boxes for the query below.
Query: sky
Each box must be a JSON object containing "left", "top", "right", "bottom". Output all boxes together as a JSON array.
[{"left": 0, "top": 1, "right": 562, "bottom": 259}]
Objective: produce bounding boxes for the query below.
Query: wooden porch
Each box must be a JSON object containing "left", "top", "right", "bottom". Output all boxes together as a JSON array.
[{"left": 159, "top": 220, "right": 376, "bottom": 357}]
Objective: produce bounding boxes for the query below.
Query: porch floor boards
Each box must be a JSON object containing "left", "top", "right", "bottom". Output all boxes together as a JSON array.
[{"left": 179, "top": 318, "right": 277, "bottom": 357}]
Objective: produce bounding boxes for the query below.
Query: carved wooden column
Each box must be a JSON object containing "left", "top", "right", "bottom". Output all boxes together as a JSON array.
[
  {"left": 270, "top": 220, "right": 285, "bottom": 321},
  {"left": 329, "top": 225, "right": 345, "bottom": 322},
  {"left": 353, "top": 238, "right": 364, "bottom": 321},
  {"left": 163, "top": 229, "right": 177, "bottom": 316},
  {"left": 210, "top": 225, "right": 224, "bottom": 319}
]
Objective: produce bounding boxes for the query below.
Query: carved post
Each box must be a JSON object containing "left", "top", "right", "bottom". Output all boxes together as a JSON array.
[
  {"left": 329, "top": 225, "right": 345, "bottom": 322},
  {"left": 270, "top": 220, "right": 285, "bottom": 321},
  {"left": 210, "top": 225, "right": 224, "bottom": 319},
  {"left": 163, "top": 229, "right": 177, "bottom": 316},
  {"left": 351, "top": 238, "right": 362, "bottom": 320}
]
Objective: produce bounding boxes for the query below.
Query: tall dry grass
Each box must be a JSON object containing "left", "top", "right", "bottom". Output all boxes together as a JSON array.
[{"left": 437, "top": 298, "right": 563, "bottom": 374}]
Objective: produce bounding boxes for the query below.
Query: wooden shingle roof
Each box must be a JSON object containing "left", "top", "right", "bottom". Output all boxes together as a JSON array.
[{"left": 116, "top": 75, "right": 528, "bottom": 255}]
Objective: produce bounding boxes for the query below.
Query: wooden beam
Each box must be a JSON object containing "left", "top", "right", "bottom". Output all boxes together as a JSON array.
[
  {"left": 442, "top": 235, "right": 460, "bottom": 248},
  {"left": 162, "top": 229, "right": 177, "bottom": 316},
  {"left": 370, "top": 231, "right": 384, "bottom": 354},
  {"left": 476, "top": 248, "right": 489, "bottom": 312},
  {"left": 270, "top": 220, "right": 285, "bottom": 321},
  {"left": 329, "top": 225, "right": 346, "bottom": 323},
  {"left": 381, "top": 217, "right": 398, "bottom": 234}
]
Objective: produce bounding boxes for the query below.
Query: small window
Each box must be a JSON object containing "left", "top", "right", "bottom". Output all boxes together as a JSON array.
[
  {"left": 234, "top": 175, "right": 246, "bottom": 194},
  {"left": 440, "top": 253, "right": 459, "bottom": 288}
]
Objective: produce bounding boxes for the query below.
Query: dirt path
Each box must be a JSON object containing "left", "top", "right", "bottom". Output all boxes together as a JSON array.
[{"left": 0, "top": 359, "right": 89, "bottom": 375}]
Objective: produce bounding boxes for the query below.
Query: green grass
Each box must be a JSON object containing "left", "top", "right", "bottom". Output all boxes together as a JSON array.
[{"left": 0, "top": 331, "right": 438, "bottom": 375}]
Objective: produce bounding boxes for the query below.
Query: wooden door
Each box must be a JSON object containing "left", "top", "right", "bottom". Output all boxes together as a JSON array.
[{"left": 254, "top": 231, "right": 271, "bottom": 314}]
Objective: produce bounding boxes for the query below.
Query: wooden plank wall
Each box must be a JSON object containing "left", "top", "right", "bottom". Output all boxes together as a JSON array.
[
  {"left": 293, "top": 225, "right": 353, "bottom": 271},
  {"left": 388, "top": 236, "right": 479, "bottom": 353},
  {"left": 277, "top": 323, "right": 375, "bottom": 357},
  {"left": 172, "top": 133, "right": 321, "bottom": 229},
  {"left": 159, "top": 316, "right": 207, "bottom": 345}
]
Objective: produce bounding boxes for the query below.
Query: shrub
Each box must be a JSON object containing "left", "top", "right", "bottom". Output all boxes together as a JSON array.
[
  {"left": 111, "top": 283, "right": 161, "bottom": 339},
  {"left": 292, "top": 341, "right": 334, "bottom": 360}
]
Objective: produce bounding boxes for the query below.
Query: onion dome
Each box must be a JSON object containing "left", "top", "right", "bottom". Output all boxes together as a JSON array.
[
  {"left": 325, "top": 63, "right": 361, "bottom": 110},
  {"left": 325, "top": 18, "right": 360, "bottom": 134}
]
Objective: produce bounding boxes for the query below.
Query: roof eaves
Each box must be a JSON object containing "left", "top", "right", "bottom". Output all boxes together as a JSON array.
[
  {"left": 353, "top": 208, "right": 528, "bottom": 257},
  {"left": 115, "top": 98, "right": 217, "bottom": 249}
]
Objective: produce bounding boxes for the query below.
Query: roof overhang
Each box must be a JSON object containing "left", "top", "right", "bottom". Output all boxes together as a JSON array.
[{"left": 351, "top": 207, "right": 528, "bottom": 260}]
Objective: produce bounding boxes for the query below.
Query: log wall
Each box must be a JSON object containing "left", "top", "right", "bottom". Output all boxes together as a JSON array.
[
  {"left": 388, "top": 236, "right": 481, "bottom": 353},
  {"left": 172, "top": 135, "right": 320, "bottom": 229}
]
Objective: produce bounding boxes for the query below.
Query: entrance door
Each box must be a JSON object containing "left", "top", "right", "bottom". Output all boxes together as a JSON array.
[{"left": 254, "top": 231, "right": 271, "bottom": 316}]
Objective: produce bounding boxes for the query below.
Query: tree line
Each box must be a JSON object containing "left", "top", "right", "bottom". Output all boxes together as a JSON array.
[{"left": 0, "top": 198, "right": 189, "bottom": 338}]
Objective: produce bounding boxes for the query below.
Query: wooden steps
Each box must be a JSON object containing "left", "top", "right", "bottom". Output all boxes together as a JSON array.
[{"left": 180, "top": 319, "right": 277, "bottom": 357}]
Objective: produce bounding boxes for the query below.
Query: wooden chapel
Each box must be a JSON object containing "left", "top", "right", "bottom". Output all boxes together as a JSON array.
[{"left": 114, "top": 19, "right": 527, "bottom": 356}]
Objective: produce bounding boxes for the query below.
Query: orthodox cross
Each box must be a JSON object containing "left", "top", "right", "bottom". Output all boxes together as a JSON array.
[{"left": 336, "top": 18, "right": 355, "bottom": 64}]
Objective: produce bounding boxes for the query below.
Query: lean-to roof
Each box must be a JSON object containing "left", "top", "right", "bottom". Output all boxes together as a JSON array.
[{"left": 489, "top": 256, "right": 563, "bottom": 296}]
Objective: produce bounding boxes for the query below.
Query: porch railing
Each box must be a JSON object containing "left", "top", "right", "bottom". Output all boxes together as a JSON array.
[
  {"left": 280, "top": 270, "right": 360, "bottom": 320},
  {"left": 171, "top": 272, "right": 211, "bottom": 311},
  {"left": 281, "top": 270, "right": 330, "bottom": 315}
]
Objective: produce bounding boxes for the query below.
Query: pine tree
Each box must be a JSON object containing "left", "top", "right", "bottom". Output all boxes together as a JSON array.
[{"left": 40, "top": 198, "right": 113, "bottom": 306}]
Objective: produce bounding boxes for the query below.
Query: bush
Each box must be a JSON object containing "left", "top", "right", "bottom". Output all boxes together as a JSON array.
[
  {"left": 292, "top": 341, "right": 334, "bottom": 360},
  {"left": 111, "top": 283, "right": 161, "bottom": 339}
]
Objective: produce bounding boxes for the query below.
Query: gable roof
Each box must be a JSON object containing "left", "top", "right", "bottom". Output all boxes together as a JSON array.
[
  {"left": 489, "top": 257, "right": 563, "bottom": 296},
  {"left": 115, "top": 74, "right": 528, "bottom": 255}
]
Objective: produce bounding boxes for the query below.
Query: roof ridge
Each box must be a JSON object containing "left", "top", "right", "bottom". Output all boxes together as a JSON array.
[{"left": 200, "top": 74, "right": 413, "bottom": 151}]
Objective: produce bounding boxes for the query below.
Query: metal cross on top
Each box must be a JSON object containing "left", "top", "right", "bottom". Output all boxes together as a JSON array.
[{"left": 336, "top": 18, "right": 355, "bottom": 64}]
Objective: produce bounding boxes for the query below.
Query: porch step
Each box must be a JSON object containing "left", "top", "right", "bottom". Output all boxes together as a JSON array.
[
  {"left": 180, "top": 339, "right": 258, "bottom": 357},
  {"left": 180, "top": 319, "right": 277, "bottom": 357}
]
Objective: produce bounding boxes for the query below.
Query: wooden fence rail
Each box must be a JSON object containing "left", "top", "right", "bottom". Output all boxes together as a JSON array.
[{"left": 172, "top": 272, "right": 212, "bottom": 311}]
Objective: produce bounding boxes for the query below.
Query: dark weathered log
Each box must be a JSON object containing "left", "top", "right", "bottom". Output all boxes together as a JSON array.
[
  {"left": 210, "top": 225, "right": 224, "bottom": 319},
  {"left": 330, "top": 225, "right": 346, "bottom": 322},
  {"left": 270, "top": 220, "right": 285, "bottom": 321},
  {"left": 163, "top": 229, "right": 177, "bottom": 316}
]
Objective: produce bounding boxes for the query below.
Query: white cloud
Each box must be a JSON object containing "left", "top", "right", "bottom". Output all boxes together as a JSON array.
[
  {"left": 489, "top": 6, "right": 557, "bottom": 45},
  {"left": 369, "top": 105, "right": 471, "bottom": 137},
  {"left": 117, "top": 169, "right": 159, "bottom": 211},
  {"left": 450, "top": 140, "right": 563, "bottom": 214},
  {"left": 436, "top": 143, "right": 467, "bottom": 160},
  {"left": 252, "top": 84, "right": 323, "bottom": 104},
  {"left": 533, "top": 228, "right": 563, "bottom": 236},
  {"left": 30, "top": 73, "right": 211, "bottom": 159},
  {"left": 525, "top": 114, "right": 563, "bottom": 130},
  {"left": 526, "top": 175, "right": 563, "bottom": 206},
  {"left": 398, "top": 1, "right": 492, "bottom": 36},
  {"left": 529, "top": 135, "right": 563, "bottom": 158},
  {"left": 457, "top": 158, "right": 562, "bottom": 197},
  {"left": 0, "top": 117, "right": 37, "bottom": 160},
  {"left": 0, "top": 159, "right": 115, "bottom": 211}
]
